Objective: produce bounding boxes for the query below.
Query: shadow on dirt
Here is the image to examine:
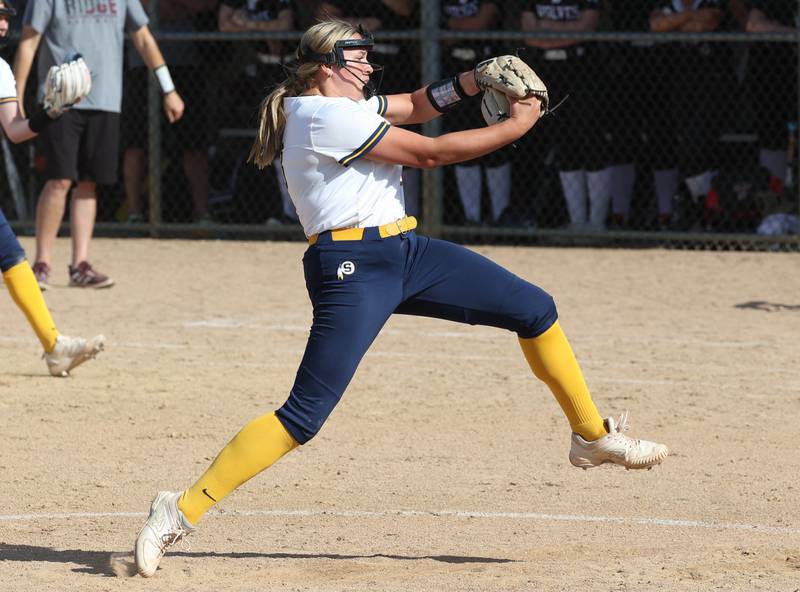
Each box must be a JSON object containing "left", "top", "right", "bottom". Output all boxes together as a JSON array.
[
  {"left": 0, "top": 543, "right": 517, "bottom": 578},
  {"left": 734, "top": 301, "right": 800, "bottom": 312}
]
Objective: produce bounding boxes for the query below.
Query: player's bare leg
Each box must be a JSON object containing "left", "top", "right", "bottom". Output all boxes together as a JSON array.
[
  {"left": 34, "top": 179, "right": 72, "bottom": 267},
  {"left": 70, "top": 180, "right": 96, "bottom": 266}
]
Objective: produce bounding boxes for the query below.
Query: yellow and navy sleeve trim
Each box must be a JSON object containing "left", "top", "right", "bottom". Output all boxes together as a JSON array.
[
  {"left": 0, "top": 97, "right": 17, "bottom": 105},
  {"left": 338, "top": 121, "right": 390, "bottom": 167},
  {"left": 376, "top": 95, "right": 388, "bottom": 116}
]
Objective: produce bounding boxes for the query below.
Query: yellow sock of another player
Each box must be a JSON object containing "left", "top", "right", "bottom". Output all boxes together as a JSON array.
[
  {"left": 519, "top": 321, "right": 607, "bottom": 441},
  {"left": 3, "top": 261, "right": 59, "bottom": 352},
  {"left": 178, "top": 412, "right": 298, "bottom": 525}
]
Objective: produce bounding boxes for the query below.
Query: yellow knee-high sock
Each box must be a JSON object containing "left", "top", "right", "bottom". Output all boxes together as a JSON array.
[
  {"left": 519, "top": 321, "right": 607, "bottom": 441},
  {"left": 178, "top": 412, "right": 298, "bottom": 525},
  {"left": 3, "top": 261, "right": 59, "bottom": 352}
]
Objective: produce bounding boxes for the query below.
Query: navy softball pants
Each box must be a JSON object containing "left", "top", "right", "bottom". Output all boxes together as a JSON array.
[
  {"left": 0, "top": 208, "right": 26, "bottom": 273},
  {"left": 276, "top": 228, "right": 558, "bottom": 444}
]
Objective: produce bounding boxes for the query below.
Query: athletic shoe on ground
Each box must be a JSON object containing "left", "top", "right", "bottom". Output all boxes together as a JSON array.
[
  {"left": 135, "top": 491, "right": 195, "bottom": 578},
  {"left": 68, "top": 261, "right": 114, "bottom": 289},
  {"left": 32, "top": 261, "right": 51, "bottom": 291},
  {"left": 569, "top": 411, "right": 669, "bottom": 470},
  {"left": 44, "top": 334, "right": 105, "bottom": 377}
]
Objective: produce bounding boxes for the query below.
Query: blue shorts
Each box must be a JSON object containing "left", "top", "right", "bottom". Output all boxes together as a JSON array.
[
  {"left": 0, "top": 208, "right": 25, "bottom": 273},
  {"left": 276, "top": 228, "right": 558, "bottom": 444}
]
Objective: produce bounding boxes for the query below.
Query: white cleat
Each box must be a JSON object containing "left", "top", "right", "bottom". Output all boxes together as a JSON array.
[
  {"left": 569, "top": 411, "right": 669, "bottom": 470},
  {"left": 44, "top": 334, "right": 105, "bottom": 377},
  {"left": 135, "top": 491, "right": 194, "bottom": 578}
]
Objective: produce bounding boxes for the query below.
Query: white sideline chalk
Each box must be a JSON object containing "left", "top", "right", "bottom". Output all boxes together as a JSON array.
[{"left": 0, "top": 508, "right": 797, "bottom": 536}]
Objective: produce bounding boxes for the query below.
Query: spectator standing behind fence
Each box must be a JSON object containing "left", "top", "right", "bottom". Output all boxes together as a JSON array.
[
  {"left": 124, "top": 0, "right": 214, "bottom": 225},
  {"left": 438, "top": 0, "right": 513, "bottom": 226},
  {"left": 648, "top": 0, "right": 727, "bottom": 230},
  {"left": 314, "top": 1, "right": 422, "bottom": 218},
  {"left": 744, "top": 0, "right": 798, "bottom": 191},
  {"left": 13, "top": 0, "right": 184, "bottom": 289},
  {"left": 520, "top": 0, "right": 612, "bottom": 231},
  {"left": 219, "top": 0, "right": 298, "bottom": 224}
]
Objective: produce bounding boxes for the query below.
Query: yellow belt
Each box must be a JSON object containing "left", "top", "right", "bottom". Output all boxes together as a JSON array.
[{"left": 308, "top": 216, "right": 417, "bottom": 245}]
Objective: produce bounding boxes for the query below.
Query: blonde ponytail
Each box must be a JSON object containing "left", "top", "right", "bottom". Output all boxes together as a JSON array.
[{"left": 248, "top": 82, "right": 292, "bottom": 169}]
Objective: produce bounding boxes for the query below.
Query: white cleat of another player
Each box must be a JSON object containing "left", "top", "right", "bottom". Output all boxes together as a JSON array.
[
  {"left": 135, "top": 491, "right": 194, "bottom": 578},
  {"left": 44, "top": 334, "right": 105, "bottom": 377},
  {"left": 569, "top": 411, "right": 669, "bottom": 470}
]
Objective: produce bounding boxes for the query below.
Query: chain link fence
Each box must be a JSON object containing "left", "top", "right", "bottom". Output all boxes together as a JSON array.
[{"left": 1, "top": 0, "right": 799, "bottom": 251}]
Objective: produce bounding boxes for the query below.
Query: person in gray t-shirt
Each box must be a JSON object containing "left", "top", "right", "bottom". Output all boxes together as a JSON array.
[{"left": 12, "top": 0, "right": 185, "bottom": 290}]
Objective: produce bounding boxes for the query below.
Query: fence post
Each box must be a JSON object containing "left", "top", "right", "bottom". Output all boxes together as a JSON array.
[
  {"left": 796, "top": 2, "right": 800, "bottom": 218},
  {"left": 419, "top": 0, "right": 443, "bottom": 238},
  {"left": 147, "top": 0, "right": 163, "bottom": 237}
]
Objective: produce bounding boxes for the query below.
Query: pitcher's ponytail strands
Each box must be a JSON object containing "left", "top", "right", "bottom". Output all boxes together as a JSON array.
[{"left": 249, "top": 82, "right": 288, "bottom": 169}]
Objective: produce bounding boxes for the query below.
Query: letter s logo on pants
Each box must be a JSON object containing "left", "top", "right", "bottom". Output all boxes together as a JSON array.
[{"left": 337, "top": 261, "right": 355, "bottom": 280}]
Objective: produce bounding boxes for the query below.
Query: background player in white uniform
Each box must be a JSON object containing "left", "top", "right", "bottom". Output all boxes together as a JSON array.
[
  {"left": 132, "top": 20, "right": 669, "bottom": 578},
  {"left": 0, "top": 0, "right": 103, "bottom": 376}
]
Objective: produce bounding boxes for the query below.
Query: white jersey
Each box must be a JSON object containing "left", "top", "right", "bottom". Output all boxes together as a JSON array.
[
  {"left": 0, "top": 58, "right": 17, "bottom": 106},
  {"left": 281, "top": 94, "right": 406, "bottom": 237}
]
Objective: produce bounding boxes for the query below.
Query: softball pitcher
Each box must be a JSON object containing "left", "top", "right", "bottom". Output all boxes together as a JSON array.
[
  {"left": 134, "top": 19, "right": 669, "bottom": 577},
  {"left": 0, "top": 0, "right": 103, "bottom": 376}
]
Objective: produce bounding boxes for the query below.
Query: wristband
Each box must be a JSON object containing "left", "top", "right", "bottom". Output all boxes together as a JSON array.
[
  {"left": 154, "top": 65, "right": 176, "bottom": 95},
  {"left": 29, "top": 108, "right": 55, "bottom": 133},
  {"left": 426, "top": 75, "right": 470, "bottom": 113}
]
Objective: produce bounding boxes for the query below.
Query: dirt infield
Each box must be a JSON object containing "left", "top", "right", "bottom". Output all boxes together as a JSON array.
[{"left": 1, "top": 237, "right": 799, "bottom": 591}]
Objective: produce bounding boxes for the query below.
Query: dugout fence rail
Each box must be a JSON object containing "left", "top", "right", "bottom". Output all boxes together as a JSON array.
[{"left": 3, "top": 0, "right": 800, "bottom": 251}]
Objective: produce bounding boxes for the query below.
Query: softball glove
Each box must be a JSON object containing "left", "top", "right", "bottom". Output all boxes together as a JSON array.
[
  {"left": 474, "top": 55, "right": 549, "bottom": 114},
  {"left": 43, "top": 54, "right": 92, "bottom": 117}
]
